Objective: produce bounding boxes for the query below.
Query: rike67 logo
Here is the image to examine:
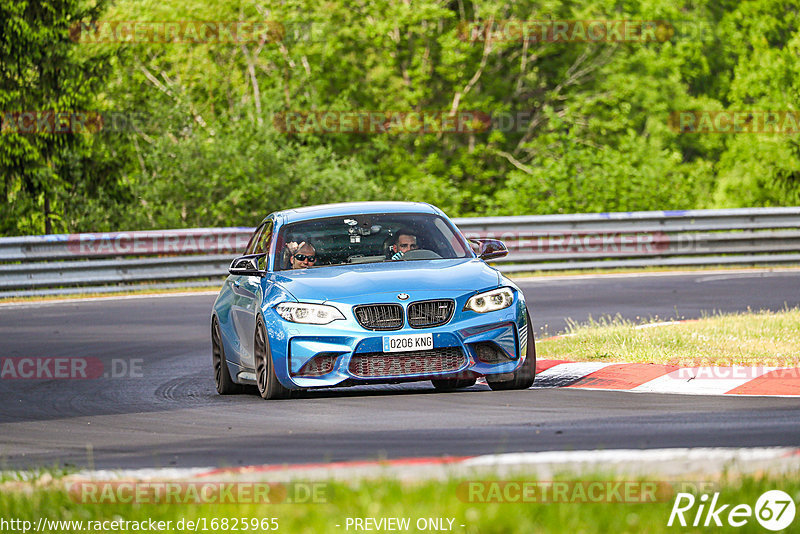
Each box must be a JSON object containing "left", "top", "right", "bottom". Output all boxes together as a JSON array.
[{"left": 668, "top": 490, "right": 796, "bottom": 531}]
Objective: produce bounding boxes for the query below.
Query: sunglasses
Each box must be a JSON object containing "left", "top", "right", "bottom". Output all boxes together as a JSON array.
[{"left": 294, "top": 253, "right": 317, "bottom": 262}]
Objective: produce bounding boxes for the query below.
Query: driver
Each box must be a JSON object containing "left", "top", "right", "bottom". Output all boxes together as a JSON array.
[
  {"left": 390, "top": 230, "right": 418, "bottom": 260},
  {"left": 285, "top": 241, "right": 317, "bottom": 269}
]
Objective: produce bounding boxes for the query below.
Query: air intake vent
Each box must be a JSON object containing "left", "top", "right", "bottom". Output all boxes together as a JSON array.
[
  {"left": 293, "top": 354, "right": 337, "bottom": 377},
  {"left": 354, "top": 304, "right": 404, "bottom": 330},
  {"left": 407, "top": 299, "right": 454, "bottom": 328},
  {"left": 348, "top": 347, "right": 466, "bottom": 378}
]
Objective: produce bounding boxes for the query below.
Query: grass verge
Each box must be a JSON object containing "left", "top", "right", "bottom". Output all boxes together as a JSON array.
[
  {"left": 538, "top": 308, "right": 800, "bottom": 366},
  {"left": 1, "top": 471, "right": 799, "bottom": 533},
  {"left": 0, "top": 285, "right": 221, "bottom": 305}
]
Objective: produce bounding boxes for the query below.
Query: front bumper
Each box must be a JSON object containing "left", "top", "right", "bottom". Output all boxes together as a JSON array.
[{"left": 262, "top": 290, "right": 529, "bottom": 389}]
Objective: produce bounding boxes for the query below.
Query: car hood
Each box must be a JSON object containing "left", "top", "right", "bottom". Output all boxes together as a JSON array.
[{"left": 273, "top": 258, "right": 500, "bottom": 302}]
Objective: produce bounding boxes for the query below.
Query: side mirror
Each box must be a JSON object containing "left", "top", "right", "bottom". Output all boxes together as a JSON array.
[
  {"left": 229, "top": 255, "right": 264, "bottom": 276},
  {"left": 470, "top": 238, "right": 508, "bottom": 261}
]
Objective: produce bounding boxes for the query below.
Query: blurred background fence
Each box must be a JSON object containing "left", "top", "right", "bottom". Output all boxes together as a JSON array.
[{"left": 1, "top": 207, "right": 799, "bottom": 297}]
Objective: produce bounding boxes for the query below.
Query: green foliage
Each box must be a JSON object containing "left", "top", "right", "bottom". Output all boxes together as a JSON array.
[
  {"left": 1, "top": 0, "right": 798, "bottom": 235},
  {"left": 493, "top": 124, "right": 696, "bottom": 214},
  {"left": 130, "top": 123, "right": 379, "bottom": 229},
  {"left": 0, "top": 0, "right": 133, "bottom": 235},
  {"left": 711, "top": 0, "right": 800, "bottom": 207}
]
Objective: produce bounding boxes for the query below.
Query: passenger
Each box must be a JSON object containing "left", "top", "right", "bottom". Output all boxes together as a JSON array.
[
  {"left": 390, "top": 230, "right": 418, "bottom": 260},
  {"left": 285, "top": 241, "right": 317, "bottom": 269}
]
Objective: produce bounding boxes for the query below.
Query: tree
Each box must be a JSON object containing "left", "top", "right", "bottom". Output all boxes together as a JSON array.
[{"left": 0, "top": 0, "right": 129, "bottom": 235}]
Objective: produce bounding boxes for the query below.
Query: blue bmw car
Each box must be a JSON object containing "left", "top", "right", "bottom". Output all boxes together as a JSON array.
[{"left": 211, "top": 201, "right": 535, "bottom": 399}]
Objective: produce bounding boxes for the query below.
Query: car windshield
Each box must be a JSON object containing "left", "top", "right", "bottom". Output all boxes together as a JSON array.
[{"left": 274, "top": 212, "right": 472, "bottom": 271}]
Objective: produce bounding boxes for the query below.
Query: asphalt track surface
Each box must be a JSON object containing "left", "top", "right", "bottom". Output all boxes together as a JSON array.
[{"left": 1, "top": 270, "right": 799, "bottom": 470}]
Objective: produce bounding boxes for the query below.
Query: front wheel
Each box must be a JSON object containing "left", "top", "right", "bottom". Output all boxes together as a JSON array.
[
  {"left": 255, "top": 318, "right": 291, "bottom": 400},
  {"left": 488, "top": 310, "right": 536, "bottom": 391}
]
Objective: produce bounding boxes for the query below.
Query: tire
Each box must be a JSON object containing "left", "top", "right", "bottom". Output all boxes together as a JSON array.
[
  {"left": 431, "top": 378, "right": 477, "bottom": 391},
  {"left": 212, "top": 316, "right": 244, "bottom": 394},
  {"left": 488, "top": 310, "right": 536, "bottom": 391},
  {"left": 255, "top": 317, "right": 291, "bottom": 400}
]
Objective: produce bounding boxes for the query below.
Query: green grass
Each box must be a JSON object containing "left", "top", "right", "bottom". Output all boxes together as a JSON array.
[
  {"left": 0, "top": 465, "right": 77, "bottom": 484},
  {"left": 538, "top": 308, "right": 800, "bottom": 367},
  {"left": 1, "top": 472, "right": 798, "bottom": 533}
]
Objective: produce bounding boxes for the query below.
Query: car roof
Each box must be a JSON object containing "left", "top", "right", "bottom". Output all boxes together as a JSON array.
[{"left": 270, "top": 201, "right": 441, "bottom": 225}]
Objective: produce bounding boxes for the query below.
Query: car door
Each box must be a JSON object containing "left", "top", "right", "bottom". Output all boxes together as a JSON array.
[{"left": 231, "top": 219, "right": 273, "bottom": 369}]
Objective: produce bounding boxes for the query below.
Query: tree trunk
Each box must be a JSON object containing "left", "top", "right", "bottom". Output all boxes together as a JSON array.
[{"left": 44, "top": 191, "right": 52, "bottom": 234}]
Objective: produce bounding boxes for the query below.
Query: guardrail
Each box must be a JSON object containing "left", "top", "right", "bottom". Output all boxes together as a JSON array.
[
  {"left": 1, "top": 207, "right": 799, "bottom": 297},
  {"left": 0, "top": 228, "right": 251, "bottom": 297},
  {"left": 456, "top": 207, "right": 800, "bottom": 273}
]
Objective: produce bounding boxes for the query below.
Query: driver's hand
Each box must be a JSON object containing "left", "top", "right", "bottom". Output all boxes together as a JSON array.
[
  {"left": 286, "top": 241, "right": 306, "bottom": 254},
  {"left": 391, "top": 251, "right": 404, "bottom": 260}
]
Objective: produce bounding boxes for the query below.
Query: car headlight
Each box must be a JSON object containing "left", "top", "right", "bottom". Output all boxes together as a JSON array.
[
  {"left": 275, "top": 303, "right": 345, "bottom": 324},
  {"left": 464, "top": 288, "right": 514, "bottom": 313}
]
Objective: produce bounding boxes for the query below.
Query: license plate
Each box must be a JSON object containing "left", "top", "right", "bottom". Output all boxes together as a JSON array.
[{"left": 382, "top": 333, "right": 433, "bottom": 353}]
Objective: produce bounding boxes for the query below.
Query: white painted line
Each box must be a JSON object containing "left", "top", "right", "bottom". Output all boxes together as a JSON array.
[
  {"left": 695, "top": 272, "right": 800, "bottom": 283},
  {"left": 533, "top": 362, "right": 615, "bottom": 383},
  {"left": 463, "top": 447, "right": 799, "bottom": 467},
  {"left": 632, "top": 366, "right": 781, "bottom": 395},
  {"left": 567, "top": 386, "right": 800, "bottom": 398},
  {"left": 68, "top": 467, "right": 214, "bottom": 481},
  {"left": 0, "top": 290, "right": 220, "bottom": 309},
  {"left": 513, "top": 267, "right": 800, "bottom": 283},
  {"left": 634, "top": 321, "right": 681, "bottom": 330},
  {"left": 50, "top": 447, "right": 800, "bottom": 482}
]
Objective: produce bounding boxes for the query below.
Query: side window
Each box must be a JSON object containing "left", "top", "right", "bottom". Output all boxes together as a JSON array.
[
  {"left": 254, "top": 221, "right": 273, "bottom": 254},
  {"left": 255, "top": 220, "right": 273, "bottom": 270},
  {"left": 245, "top": 224, "right": 266, "bottom": 255}
]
